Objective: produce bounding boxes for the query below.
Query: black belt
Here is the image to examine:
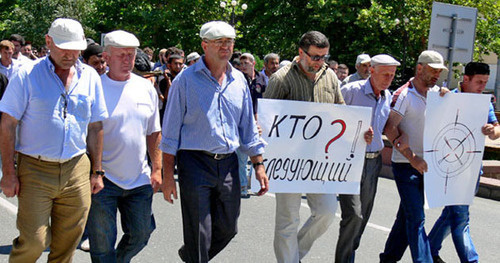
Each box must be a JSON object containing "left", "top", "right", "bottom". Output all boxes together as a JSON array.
[{"left": 201, "top": 151, "right": 233, "bottom": 160}]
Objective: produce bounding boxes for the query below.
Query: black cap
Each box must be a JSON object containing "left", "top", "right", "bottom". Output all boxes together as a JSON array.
[{"left": 82, "top": 44, "right": 104, "bottom": 61}]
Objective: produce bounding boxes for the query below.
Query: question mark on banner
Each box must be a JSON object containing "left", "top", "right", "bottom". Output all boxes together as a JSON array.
[{"left": 325, "top": 119, "right": 346, "bottom": 159}]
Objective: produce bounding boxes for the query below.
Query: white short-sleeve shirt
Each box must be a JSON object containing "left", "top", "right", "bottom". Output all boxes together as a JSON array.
[
  {"left": 101, "top": 73, "right": 161, "bottom": 189},
  {"left": 391, "top": 83, "right": 439, "bottom": 163}
]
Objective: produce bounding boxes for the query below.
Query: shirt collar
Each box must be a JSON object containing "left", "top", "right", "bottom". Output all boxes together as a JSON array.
[
  {"left": 44, "top": 55, "right": 84, "bottom": 76},
  {"left": 195, "top": 55, "right": 235, "bottom": 82}
]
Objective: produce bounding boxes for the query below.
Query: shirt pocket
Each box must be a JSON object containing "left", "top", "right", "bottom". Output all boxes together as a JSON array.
[{"left": 70, "top": 94, "right": 92, "bottom": 122}]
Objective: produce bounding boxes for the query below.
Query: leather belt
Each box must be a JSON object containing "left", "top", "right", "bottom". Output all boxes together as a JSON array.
[
  {"left": 201, "top": 151, "right": 233, "bottom": 160},
  {"left": 24, "top": 153, "right": 74, "bottom": 163},
  {"left": 365, "top": 151, "right": 380, "bottom": 159}
]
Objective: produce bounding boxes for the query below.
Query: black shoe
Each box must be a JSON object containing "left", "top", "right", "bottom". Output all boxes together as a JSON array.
[
  {"left": 178, "top": 246, "right": 186, "bottom": 262},
  {"left": 433, "top": 255, "right": 446, "bottom": 263}
]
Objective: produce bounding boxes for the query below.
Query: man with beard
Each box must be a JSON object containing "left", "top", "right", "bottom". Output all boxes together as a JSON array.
[
  {"left": 380, "top": 50, "right": 448, "bottom": 263},
  {"left": 264, "top": 31, "right": 344, "bottom": 263}
]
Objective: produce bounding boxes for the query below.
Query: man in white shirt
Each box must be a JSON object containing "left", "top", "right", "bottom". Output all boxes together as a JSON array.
[
  {"left": 86, "top": 30, "right": 162, "bottom": 263},
  {"left": 0, "top": 40, "right": 22, "bottom": 79}
]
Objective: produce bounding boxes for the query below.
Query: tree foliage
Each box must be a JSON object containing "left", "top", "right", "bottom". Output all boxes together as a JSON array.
[{"left": 1, "top": 0, "right": 497, "bottom": 84}]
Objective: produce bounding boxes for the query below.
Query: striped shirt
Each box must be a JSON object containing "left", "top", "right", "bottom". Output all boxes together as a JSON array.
[{"left": 264, "top": 57, "right": 345, "bottom": 104}]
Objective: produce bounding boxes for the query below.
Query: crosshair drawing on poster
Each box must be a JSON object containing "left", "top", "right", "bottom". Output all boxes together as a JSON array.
[{"left": 425, "top": 109, "right": 483, "bottom": 194}]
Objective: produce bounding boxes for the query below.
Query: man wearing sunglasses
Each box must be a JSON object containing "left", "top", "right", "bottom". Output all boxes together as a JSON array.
[{"left": 264, "top": 31, "right": 345, "bottom": 263}]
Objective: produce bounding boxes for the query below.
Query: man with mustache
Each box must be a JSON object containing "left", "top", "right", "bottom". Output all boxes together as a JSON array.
[{"left": 264, "top": 31, "right": 345, "bottom": 263}]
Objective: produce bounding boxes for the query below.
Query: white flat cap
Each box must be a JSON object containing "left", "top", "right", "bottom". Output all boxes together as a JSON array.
[
  {"left": 186, "top": 52, "right": 200, "bottom": 63},
  {"left": 240, "top": 53, "right": 255, "bottom": 61},
  {"left": 200, "top": 21, "right": 236, "bottom": 40},
  {"left": 104, "top": 30, "right": 140, "bottom": 48},
  {"left": 417, "top": 50, "right": 447, "bottom": 70},
  {"left": 48, "top": 18, "right": 87, "bottom": 50},
  {"left": 371, "top": 54, "right": 401, "bottom": 67},
  {"left": 356, "top": 54, "right": 371, "bottom": 65}
]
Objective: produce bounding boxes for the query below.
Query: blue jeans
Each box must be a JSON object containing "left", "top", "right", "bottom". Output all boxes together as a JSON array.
[
  {"left": 429, "top": 205, "right": 478, "bottom": 262},
  {"left": 380, "top": 163, "right": 432, "bottom": 263},
  {"left": 87, "top": 178, "right": 155, "bottom": 263},
  {"left": 236, "top": 148, "right": 248, "bottom": 188}
]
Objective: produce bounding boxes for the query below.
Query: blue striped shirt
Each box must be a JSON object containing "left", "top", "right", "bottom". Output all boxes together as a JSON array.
[
  {"left": 160, "top": 56, "right": 266, "bottom": 156},
  {"left": 341, "top": 79, "right": 391, "bottom": 152},
  {"left": 0, "top": 56, "right": 108, "bottom": 160}
]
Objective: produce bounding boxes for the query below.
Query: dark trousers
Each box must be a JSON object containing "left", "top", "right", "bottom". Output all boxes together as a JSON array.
[
  {"left": 177, "top": 150, "right": 240, "bottom": 263},
  {"left": 336, "top": 155, "right": 382, "bottom": 263}
]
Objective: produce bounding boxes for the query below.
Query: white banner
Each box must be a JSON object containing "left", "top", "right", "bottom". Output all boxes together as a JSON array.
[
  {"left": 424, "top": 92, "right": 490, "bottom": 208},
  {"left": 251, "top": 99, "right": 372, "bottom": 194}
]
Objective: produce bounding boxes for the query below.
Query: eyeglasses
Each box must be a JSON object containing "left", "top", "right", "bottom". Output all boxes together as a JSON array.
[
  {"left": 206, "top": 39, "right": 235, "bottom": 47},
  {"left": 303, "top": 49, "right": 330, "bottom": 61}
]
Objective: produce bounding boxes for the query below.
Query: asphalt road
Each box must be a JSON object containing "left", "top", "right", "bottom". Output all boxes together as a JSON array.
[{"left": 1, "top": 177, "right": 499, "bottom": 262}]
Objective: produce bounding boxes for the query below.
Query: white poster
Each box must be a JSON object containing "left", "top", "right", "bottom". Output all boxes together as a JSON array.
[
  {"left": 424, "top": 92, "right": 490, "bottom": 208},
  {"left": 251, "top": 99, "right": 372, "bottom": 194}
]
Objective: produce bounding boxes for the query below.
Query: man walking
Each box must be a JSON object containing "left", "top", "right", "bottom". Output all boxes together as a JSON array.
[
  {"left": 336, "top": 54, "right": 400, "bottom": 262},
  {"left": 86, "top": 30, "right": 162, "bottom": 263},
  {"left": 428, "top": 62, "right": 500, "bottom": 263},
  {"left": 264, "top": 31, "right": 344, "bottom": 263},
  {"left": 0, "top": 18, "right": 107, "bottom": 263},
  {"left": 380, "top": 50, "right": 448, "bottom": 263},
  {"left": 160, "top": 21, "right": 269, "bottom": 263}
]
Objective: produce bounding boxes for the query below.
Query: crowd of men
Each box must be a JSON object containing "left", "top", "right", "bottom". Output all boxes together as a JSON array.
[{"left": 0, "top": 17, "right": 498, "bottom": 263}]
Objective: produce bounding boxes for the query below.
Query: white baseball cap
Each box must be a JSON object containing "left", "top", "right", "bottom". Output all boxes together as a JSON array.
[
  {"left": 47, "top": 18, "right": 87, "bottom": 50},
  {"left": 200, "top": 21, "right": 236, "bottom": 40},
  {"left": 104, "top": 30, "right": 140, "bottom": 48}
]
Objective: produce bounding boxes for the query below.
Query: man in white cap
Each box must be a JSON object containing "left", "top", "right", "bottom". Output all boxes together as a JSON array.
[
  {"left": 0, "top": 18, "right": 108, "bottom": 262},
  {"left": 341, "top": 53, "right": 371, "bottom": 86},
  {"left": 160, "top": 21, "right": 269, "bottom": 262},
  {"left": 380, "top": 50, "right": 448, "bottom": 263},
  {"left": 335, "top": 54, "right": 400, "bottom": 262},
  {"left": 86, "top": 30, "right": 162, "bottom": 262},
  {"left": 185, "top": 51, "right": 200, "bottom": 66}
]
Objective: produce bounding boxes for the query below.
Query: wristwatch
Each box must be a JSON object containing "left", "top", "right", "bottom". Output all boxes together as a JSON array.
[
  {"left": 252, "top": 162, "right": 264, "bottom": 168},
  {"left": 91, "top": 170, "right": 105, "bottom": 178}
]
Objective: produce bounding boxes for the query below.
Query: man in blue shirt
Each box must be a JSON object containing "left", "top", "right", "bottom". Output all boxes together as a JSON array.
[
  {"left": 160, "top": 21, "right": 269, "bottom": 263},
  {"left": 336, "top": 54, "right": 400, "bottom": 263},
  {"left": 0, "top": 18, "right": 107, "bottom": 262},
  {"left": 428, "top": 62, "right": 500, "bottom": 263}
]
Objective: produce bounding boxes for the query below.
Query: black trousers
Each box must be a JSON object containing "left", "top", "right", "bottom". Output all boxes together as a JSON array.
[{"left": 177, "top": 150, "right": 241, "bottom": 263}]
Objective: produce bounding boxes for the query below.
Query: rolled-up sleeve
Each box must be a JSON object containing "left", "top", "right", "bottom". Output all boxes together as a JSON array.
[
  {"left": 159, "top": 76, "right": 185, "bottom": 155},
  {"left": 238, "top": 84, "right": 266, "bottom": 157}
]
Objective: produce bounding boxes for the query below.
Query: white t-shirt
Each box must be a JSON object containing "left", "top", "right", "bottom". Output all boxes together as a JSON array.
[
  {"left": 391, "top": 84, "right": 439, "bottom": 163},
  {"left": 101, "top": 73, "right": 161, "bottom": 189}
]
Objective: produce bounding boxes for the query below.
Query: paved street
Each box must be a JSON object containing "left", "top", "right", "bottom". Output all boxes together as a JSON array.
[{"left": 1, "top": 177, "right": 499, "bottom": 262}]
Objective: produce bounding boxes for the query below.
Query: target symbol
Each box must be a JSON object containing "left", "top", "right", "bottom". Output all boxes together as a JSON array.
[{"left": 425, "top": 110, "right": 482, "bottom": 193}]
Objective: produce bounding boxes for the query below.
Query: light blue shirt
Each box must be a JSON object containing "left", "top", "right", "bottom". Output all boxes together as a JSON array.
[
  {"left": 0, "top": 56, "right": 108, "bottom": 160},
  {"left": 0, "top": 59, "right": 21, "bottom": 80},
  {"left": 341, "top": 78, "right": 391, "bottom": 152},
  {"left": 160, "top": 56, "right": 266, "bottom": 157}
]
